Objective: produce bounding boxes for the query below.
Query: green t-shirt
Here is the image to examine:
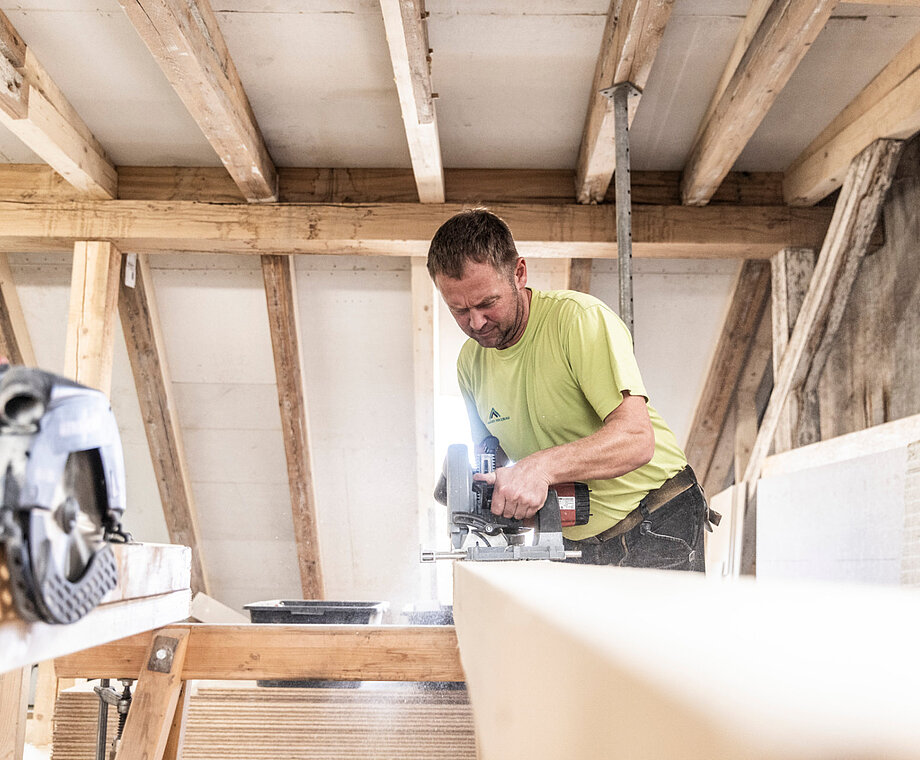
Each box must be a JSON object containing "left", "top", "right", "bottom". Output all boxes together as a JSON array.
[{"left": 457, "top": 289, "right": 687, "bottom": 540}]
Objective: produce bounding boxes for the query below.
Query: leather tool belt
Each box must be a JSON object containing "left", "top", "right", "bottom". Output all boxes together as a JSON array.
[{"left": 589, "top": 465, "right": 720, "bottom": 543}]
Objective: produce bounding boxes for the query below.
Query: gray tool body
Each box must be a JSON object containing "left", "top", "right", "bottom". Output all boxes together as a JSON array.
[{"left": 0, "top": 366, "right": 129, "bottom": 624}]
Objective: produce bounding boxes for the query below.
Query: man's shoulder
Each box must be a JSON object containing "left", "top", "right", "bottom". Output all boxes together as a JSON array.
[{"left": 535, "top": 289, "right": 615, "bottom": 322}]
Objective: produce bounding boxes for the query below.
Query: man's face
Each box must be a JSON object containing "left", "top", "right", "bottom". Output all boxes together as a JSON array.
[{"left": 435, "top": 258, "right": 529, "bottom": 349}]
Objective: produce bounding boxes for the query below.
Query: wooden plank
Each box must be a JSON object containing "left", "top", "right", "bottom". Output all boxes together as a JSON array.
[
  {"left": 410, "top": 257, "right": 438, "bottom": 596},
  {"left": 733, "top": 304, "right": 773, "bottom": 481},
  {"left": 0, "top": 11, "right": 115, "bottom": 199},
  {"left": 0, "top": 667, "right": 28, "bottom": 760},
  {"left": 785, "top": 29, "right": 920, "bottom": 205},
  {"left": 260, "top": 254, "right": 323, "bottom": 599},
  {"left": 453, "top": 560, "right": 920, "bottom": 760},
  {"left": 380, "top": 0, "right": 444, "bottom": 203},
  {"left": 0, "top": 200, "right": 836, "bottom": 259},
  {"left": 25, "top": 660, "right": 55, "bottom": 747},
  {"left": 117, "top": 0, "right": 277, "bottom": 202},
  {"left": 161, "top": 680, "right": 190, "bottom": 760},
  {"left": 761, "top": 413, "right": 920, "bottom": 478},
  {"left": 770, "top": 247, "right": 817, "bottom": 453},
  {"left": 680, "top": 0, "right": 838, "bottom": 206},
  {"left": 119, "top": 255, "right": 210, "bottom": 596},
  {"left": 684, "top": 260, "right": 771, "bottom": 486},
  {"left": 65, "top": 241, "right": 121, "bottom": 395},
  {"left": 114, "top": 628, "right": 189, "bottom": 760},
  {"left": 567, "top": 259, "right": 592, "bottom": 294},
  {"left": 575, "top": 0, "right": 675, "bottom": 203},
  {"left": 1, "top": 589, "right": 189, "bottom": 676},
  {"left": 55, "top": 625, "right": 464, "bottom": 682},
  {"left": 742, "top": 139, "right": 904, "bottom": 483},
  {"left": 0, "top": 166, "right": 788, "bottom": 205},
  {"left": 0, "top": 252, "right": 35, "bottom": 365}
]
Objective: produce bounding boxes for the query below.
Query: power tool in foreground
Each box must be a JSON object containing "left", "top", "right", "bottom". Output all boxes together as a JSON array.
[
  {"left": 421, "top": 436, "right": 590, "bottom": 562},
  {"left": 0, "top": 365, "right": 129, "bottom": 624}
]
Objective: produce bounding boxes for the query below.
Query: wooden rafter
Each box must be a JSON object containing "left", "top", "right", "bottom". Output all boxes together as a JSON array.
[
  {"left": 64, "top": 241, "right": 121, "bottom": 395},
  {"left": 684, "top": 260, "right": 771, "bottom": 489},
  {"left": 117, "top": 0, "right": 277, "bottom": 202},
  {"left": 680, "top": 0, "right": 837, "bottom": 206},
  {"left": 261, "top": 254, "right": 324, "bottom": 600},
  {"left": 568, "top": 259, "right": 593, "bottom": 294},
  {"left": 119, "top": 254, "right": 210, "bottom": 596},
  {"left": 0, "top": 10, "right": 116, "bottom": 199},
  {"left": 575, "top": 0, "right": 675, "bottom": 204},
  {"left": 0, "top": 253, "right": 35, "bottom": 366},
  {"left": 0, "top": 200, "right": 836, "bottom": 259},
  {"left": 380, "top": 0, "right": 444, "bottom": 203},
  {"left": 784, "top": 28, "right": 920, "bottom": 205},
  {"left": 742, "top": 139, "right": 903, "bottom": 483}
]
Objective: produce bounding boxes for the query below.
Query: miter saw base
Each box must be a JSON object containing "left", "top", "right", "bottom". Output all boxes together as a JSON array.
[{"left": 0, "top": 366, "right": 128, "bottom": 624}]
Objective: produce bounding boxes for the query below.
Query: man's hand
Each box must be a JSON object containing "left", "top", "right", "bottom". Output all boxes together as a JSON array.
[{"left": 473, "top": 456, "right": 553, "bottom": 521}]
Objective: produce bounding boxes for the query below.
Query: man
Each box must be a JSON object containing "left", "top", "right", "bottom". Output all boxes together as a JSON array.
[{"left": 427, "top": 208, "right": 716, "bottom": 570}]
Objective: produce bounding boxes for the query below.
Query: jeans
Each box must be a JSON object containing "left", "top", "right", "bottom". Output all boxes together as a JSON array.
[{"left": 563, "top": 482, "right": 708, "bottom": 572}]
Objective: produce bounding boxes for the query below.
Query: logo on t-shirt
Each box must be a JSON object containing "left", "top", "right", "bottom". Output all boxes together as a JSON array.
[{"left": 487, "top": 407, "right": 510, "bottom": 425}]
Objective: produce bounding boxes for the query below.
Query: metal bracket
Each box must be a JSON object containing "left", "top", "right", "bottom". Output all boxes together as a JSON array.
[{"left": 147, "top": 635, "right": 179, "bottom": 673}]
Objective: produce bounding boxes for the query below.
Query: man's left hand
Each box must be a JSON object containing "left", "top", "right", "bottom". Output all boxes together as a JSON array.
[{"left": 473, "top": 458, "right": 552, "bottom": 520}]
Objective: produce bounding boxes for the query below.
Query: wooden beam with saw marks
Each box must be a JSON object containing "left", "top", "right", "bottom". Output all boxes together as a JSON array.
[
  {"left": 117, "top": 0, "right": 277, "bottom": 202},
  {"left": 119, "top": 254, "right": 210, "bottom": 596},
  {"left": 575, "top": 0, "right": 675, "bottom": 204},
  {"left": 261, "top": 254, "right": 323, "bottom": 599},
  {"left": 680, "top": 0, "right": 838, "bottom": 206},
  {"left": 380, "top": 0, "right": 444, "bottom": 203}
]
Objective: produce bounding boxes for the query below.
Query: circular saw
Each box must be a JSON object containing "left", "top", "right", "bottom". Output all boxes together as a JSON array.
[{"left": 0, "top": 366, "right": 128, "bottom": 624}]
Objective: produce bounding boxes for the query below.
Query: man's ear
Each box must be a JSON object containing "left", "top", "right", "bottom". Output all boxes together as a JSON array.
[{"left": 514, "top": 257, "right": 528, "bottom": 289}]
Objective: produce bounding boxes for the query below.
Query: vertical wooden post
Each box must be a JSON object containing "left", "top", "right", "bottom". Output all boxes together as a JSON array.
[
  {"left": 25, "top": 661, "right": 57, "bottom": 747},
  {"left": 0, "top": 667, "right": 29, "bottom": 760},
  {"left": 161, "top": 680, "right": 191, "bottom": 760},
  {"left": 0, "top": 253, "right": 36, "bottom": 366},
  {"left": 567, "top": 259, "right": 593, "bottom": 294},
  {"left": 65, "top": 241, "right": 121, "bottom": 394}
]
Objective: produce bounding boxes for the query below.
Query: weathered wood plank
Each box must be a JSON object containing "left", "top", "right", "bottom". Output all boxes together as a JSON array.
[
  {"left": 114, "top": 628, "right": 189, "bottom": 760},
  {"left": 0, "top": 200, "right": 836, "bottom": 259},
  {"left": 681, "top": 0, "right": 837, "bottom": 206},
  {"left": 0, "top": 667, "right": 28, "bottom": 760},
  {"left": 55, "top": 625, "right": 465, "bottom": 682},
  {"left": 380, "top": 0, "right": 444, "bottom": 202},
  {"left": 117, "top": 0, "right": 277, "bottom": 202},
  {"left": 684, "top": 260, "right": 771, "bottom": 486},
  {"left": 568, "top": 259, "right": 593, "bottom": 294},
  {"left": 733, "top": 303, "right": 773, "bottom": 481},
  {"left": 743, "top": 139, "right": 904, "bottom": 482},
  {"left": 119, "top": 255, "right": 210, "bottom": 596},
  {"left": 575, "top": 0, "right": 675, "bottom": 203},
  {"left": 261, "top": 254, "right": 323, "bottom": 599},
  {"left": 785, "top": 29, "right": 920, "bottom": 205},
  {"left": 64, "top": 241, "right": 120, "bottom": 395}
]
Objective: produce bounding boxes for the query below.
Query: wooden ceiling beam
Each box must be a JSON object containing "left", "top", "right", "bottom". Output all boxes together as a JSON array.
[
  {"left": 117, "top": 0, "right": 277, "bottom": 202},
  {"left": 0, "top": 200, "right": 836, "bottom": 259},
  {"left": 680, "top": 0, "right": 837, "bottom": 206},
  {"left": 260, "top": 254, "right": 324, "bottom": 600},
  {"left": 784, "top": 29, "right": 920, "bottom": 205},
  {"left": 380, "top": 0, "right": 444, "bottom": 203},
  {"left": 118, "top": 254, "right": 210, "bottom": 596},
  {"left": 742, "top": 139, "right": 903, "bottom": 483},
  {"left": 0, "top": 10, "right": 116, "bottom": 199},
  {"left": 575, "top": 0, "right": 675, "bottom": 204}
]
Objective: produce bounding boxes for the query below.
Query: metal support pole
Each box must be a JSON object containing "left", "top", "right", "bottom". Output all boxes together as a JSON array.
[{"left": 601, "top": 82, "right": 639, "bottom": 340}]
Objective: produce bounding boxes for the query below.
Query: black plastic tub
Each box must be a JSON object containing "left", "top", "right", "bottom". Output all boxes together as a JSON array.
[{"left": 244, "top": 600, "right": 389, "bottom": 687}]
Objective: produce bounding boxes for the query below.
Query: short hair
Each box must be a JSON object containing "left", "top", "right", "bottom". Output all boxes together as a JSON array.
[{"left": 427, "top": 208, "right": 518, "bottom": 281}]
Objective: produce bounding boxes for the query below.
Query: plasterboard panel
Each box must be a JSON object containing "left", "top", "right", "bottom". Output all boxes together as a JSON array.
[
  {"left": 214, "top": 3, "right": 410, "bottom": 168},
  {"left": 185, "top": 428, "right": 289, "bottom": 484},
  {"left": 6, "top": 252, "right": 170, "bottom": 545},
  {"left": 737, "top": 14, "right": 920, "bottom": 170},
  {"left": 150, "top": 264, "right": 277, "bottom": 385},
  {"left": 428, "top": 3, "right": 607, "bottom": 169},
  {"left": 6, "top": 2, "right": 221, "bottom": 166},
  {"left": 192, "top": 482, "right": 296, "bottom": 541},
  {"left": 757, "top": 448, "right": 907, "bottom": 584},
  {"left": 201, "top": 538, "right": 303, "bottom": 612},
  {"left": 173, "top": 382, "right": 282, "bottom": 430}
]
